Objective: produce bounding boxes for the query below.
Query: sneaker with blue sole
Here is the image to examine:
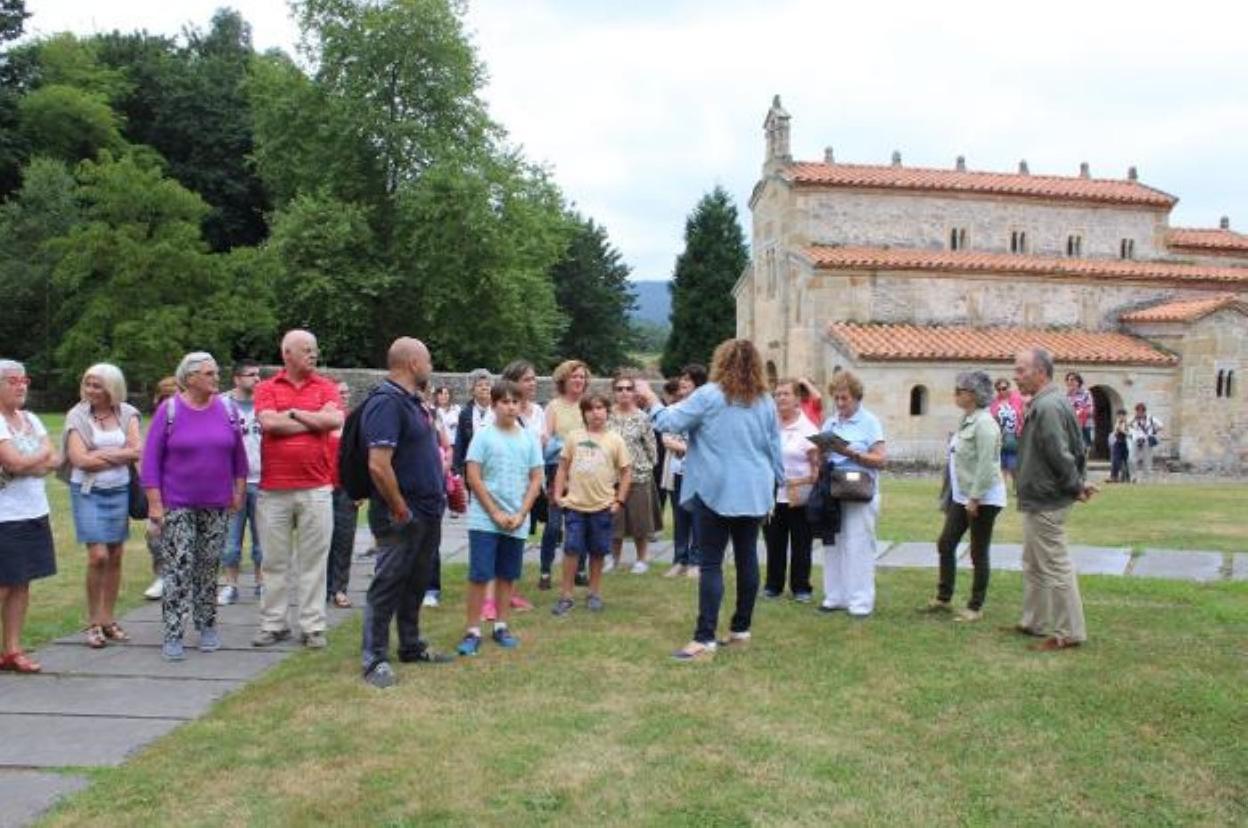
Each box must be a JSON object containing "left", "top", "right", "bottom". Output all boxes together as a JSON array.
[
  {"left": 162, "top": 639, "right": 185, "bottom": 661},
  {"left": 552, "top": 597, "right": 575, "bottom": 617},
  {"left": 198, "top": 627, "right": 221, "bottom": 653},
  {"left": 457, "top": 633, "right": 482, "bottom": 656},
  {"left": 492, "top": 627, "right": 519, "bottom": 649}
]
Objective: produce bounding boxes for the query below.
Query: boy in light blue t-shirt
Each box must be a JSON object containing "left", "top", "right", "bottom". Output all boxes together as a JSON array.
[{"left": 458, "top": 380, "right": 544, "bottom": 656}]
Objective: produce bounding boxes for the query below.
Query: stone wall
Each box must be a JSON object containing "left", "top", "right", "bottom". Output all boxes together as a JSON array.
[{"left": 308, "top": 368, "right": 616, "bottom": 408}]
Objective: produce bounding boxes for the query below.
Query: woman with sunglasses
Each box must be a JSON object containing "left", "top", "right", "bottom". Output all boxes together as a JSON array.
[
  {"left": 0, "top": 361, "right": 61, "bottom": 673},
  {"left": 607, "top": 371, "right": 660, "bottom": 573}
]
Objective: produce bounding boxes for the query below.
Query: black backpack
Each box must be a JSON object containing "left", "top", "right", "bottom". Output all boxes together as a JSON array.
[{"left": 338, "top": 387, "right": 384, "bottom": 500}]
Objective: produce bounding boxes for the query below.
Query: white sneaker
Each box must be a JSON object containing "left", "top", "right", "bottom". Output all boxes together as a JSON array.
[
  {"left": 143, "top": 578, "right": 164, "bottom": 600},
  {"left": 216, "top": 584, "right": 239, "bottom": 606},
  {"left": 421, "top": 591, "right": 440, "bottom": 608},
  {"left": 686, "top": 566, "right": 700, "bottom": 579},
  {"left": 631, "top": 560, "right": 649, "bottom": 575},
  {"left": 602, "top": 557, "right": 617, "bottom": 574}
]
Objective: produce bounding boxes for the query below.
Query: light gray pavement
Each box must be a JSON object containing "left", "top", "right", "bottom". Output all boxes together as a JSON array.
[{"left": 4, "top": 521, "right": 1241, "bottom": 825}]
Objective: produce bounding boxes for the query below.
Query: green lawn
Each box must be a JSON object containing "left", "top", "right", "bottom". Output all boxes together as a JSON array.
[{"left": 42, "top": 567, "right": 1248, "bottom": 826}]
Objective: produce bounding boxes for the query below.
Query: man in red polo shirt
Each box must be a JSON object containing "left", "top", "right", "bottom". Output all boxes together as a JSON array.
[{"left": 251, "top": 330, "right": 344, "bottom": 648}]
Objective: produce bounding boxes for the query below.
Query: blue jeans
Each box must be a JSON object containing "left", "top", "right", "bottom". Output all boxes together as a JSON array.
[
  {"left": 327, "top": 487, "right": 358, "bottom": 596},
  {"left": 692, "top": 497, "right": 761, "bottom": 644},
  {"left": 671, "top": 474, "right": 701, "bottom": 567},
  {"left": 223, "top": 483, "right": 262, "bottom": 569},
  {"left": 539, "top": 464, "right": 586, "bottom": 577}
]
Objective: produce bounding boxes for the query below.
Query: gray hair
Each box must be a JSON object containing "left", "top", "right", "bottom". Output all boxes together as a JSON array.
[
  {"left": 467, "top": 368, "right": 492, "bottom": 387},
  {"left": 82, "top": 363, "right": 127, "bottom": 407},
  {"left": 175, "top": 352, "right": 217, "bottom": 390},
  {"left": 0, "top": 359, "right": 24, "bottom": 377},
  {"left": 955, "top": 370, "right": 994, "bottom": 408},
  {"left": 1026, "top": 347, "right": 1055, "bottom": 379}
]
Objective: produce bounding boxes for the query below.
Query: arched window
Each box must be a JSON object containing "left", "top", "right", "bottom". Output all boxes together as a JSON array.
[
  {"left": 1120, "top": 238, "right": 1135, "bottom": 259},
  {"left": 1217, "top": 369, "right": 1225, "bottom": 398},
  {"left": 909, "top": 385, "right": 929, "bottom": 416},
  {"left": 1228, "top": 370, "right": 1236, "bottom": 398}
]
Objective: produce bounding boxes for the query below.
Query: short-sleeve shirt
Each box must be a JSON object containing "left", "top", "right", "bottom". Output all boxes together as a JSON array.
[
  {"left": 777, "top": 414, "right": 818, "bottom": 504},
  {"left": 0, "top": 412, "right": 50, "bottom": 521},
  {"left": 560, "top": 428, "right": 630, "bottom": 513},
  {"left": 253, "top": 370, "right": 343, "bottom": 490},
  {"left": 466, "top": 424, "right": 543, "bottom": 539},
  {"left": 228, "top": 395, "right": 262, "bottom": 485},
  {"left": 547, "top": 397, "right": 585, "bottom": 442},
  {"left": 821, "top": 405, "right": 885, "bottom": 481},
  {"left": 360, "top": 381, "right": 445, "bottom": 526}
]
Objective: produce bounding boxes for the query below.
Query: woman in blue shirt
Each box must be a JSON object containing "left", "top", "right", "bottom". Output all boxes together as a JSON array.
[
  {"left": 818, "top": 371, "right": 887, "bottom": 617},
  {"left": 642, "top": 340, "right": 784, "bottom": 661}
]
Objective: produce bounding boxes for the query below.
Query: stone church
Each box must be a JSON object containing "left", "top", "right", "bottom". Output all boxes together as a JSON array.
[{"left": 734, "top": 97, "right": 1247, "bottom": 471}]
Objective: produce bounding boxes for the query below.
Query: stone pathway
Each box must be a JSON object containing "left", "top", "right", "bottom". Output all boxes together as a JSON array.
[{"left": 2, "top": 520, "right": 1243, "bottom": 825}]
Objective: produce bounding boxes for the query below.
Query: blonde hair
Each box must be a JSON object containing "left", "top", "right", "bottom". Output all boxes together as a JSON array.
[
  {"left": 152, "top": 376, "right": 178, "bottom": 408},
  {"left": 81, "top": 363, "right": 127, "bottom": 407},
  {"left": 709, "top": 339, "right": 767, "bottom": 405},
  {"left": 552, "top": 360, "right": 591, "bottom": 395},
  {"left": 827, "top": 370, "right": 864, "bottom": 402}
]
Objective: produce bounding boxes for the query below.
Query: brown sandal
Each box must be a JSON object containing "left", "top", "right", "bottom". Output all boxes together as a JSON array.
[
  {"left": 102, "top": 622, "right": 130, "bottom": 642},
  {"left": 85, "top": 624, "right": 107, "bottom": 648}
]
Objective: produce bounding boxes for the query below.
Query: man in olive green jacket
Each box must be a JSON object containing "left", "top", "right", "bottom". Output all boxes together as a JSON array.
[{"left": 1012, "top": 347, "right": 1096, "bottom": 650}]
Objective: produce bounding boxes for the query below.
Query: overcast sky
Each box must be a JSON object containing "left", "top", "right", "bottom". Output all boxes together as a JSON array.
[{"left": 24, "top": 0, "right": 1248, "bottom": 280}]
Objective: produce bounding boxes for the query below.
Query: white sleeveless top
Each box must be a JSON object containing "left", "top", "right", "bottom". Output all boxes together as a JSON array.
[{"left": 71, "top": 424, "right": 130, "bottom": 489}]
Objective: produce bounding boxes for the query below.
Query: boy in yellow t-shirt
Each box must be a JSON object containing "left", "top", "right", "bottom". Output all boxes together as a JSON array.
[{"left": 550, "top": 394, "right": 631, "bottom": 615}]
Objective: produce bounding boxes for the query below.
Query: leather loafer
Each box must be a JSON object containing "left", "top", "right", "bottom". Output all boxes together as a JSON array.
[{"left": 1030, "top": 636, "right": 1082, "bottom": 652}]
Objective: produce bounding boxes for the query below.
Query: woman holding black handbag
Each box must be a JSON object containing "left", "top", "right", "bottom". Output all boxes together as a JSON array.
[{"left": 816, "top": 371, "right": 886, "bottom": 618}]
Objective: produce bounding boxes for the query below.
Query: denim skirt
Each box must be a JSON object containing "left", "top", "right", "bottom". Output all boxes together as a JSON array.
[
  {"left": 70, "top": 483, "right": 131, "bottom": 544},
  {"left": 0, "top": 515, "right": 57, "bottom": 585}
]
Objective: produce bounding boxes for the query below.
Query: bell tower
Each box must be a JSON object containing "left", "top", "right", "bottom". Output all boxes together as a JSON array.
[{"left": 763, "top": 94, "right": 791, "bottom": 174}]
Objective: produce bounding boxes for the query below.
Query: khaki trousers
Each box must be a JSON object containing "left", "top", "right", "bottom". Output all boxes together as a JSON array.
[
  {"left": 1020, "top": 506, "right": 1087, "bottom": 643},
  {"left": 257, "top": 486, "right": 333, "bottom": 635}
]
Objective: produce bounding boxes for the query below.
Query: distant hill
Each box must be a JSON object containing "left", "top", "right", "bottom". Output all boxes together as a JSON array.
[{"left": 629, "top": 280, "right": 671, "bottom": 327}]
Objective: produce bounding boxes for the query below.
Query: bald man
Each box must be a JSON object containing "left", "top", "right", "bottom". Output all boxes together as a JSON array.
[
  {"left": 252, "top": 330, "right": 344, "bottom": 649},
  {"left": 359, "top": 338, "right": 452, "bottom": 687}
]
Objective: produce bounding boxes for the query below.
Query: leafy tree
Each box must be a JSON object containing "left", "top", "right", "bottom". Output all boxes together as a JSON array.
[
  {"left": 0, "top": 156, "right": 79, "bottom": 370},
  {"left": 630, "top": 320, "right": 670, "bottom": 356},
  {"left": 661, "top": 186, "right": 749, "bottom": 376},
  {"left": 0, "top": 0, "right": 31, "bottom": 196},
  {"left": 49, "top": 152, "right": 264, "bottom": 388},
  {"left": 18, "top": 84, "right": 125, "bottom": 164},
  {"left": 0, "top": 0, "right": 27, "bottom": 45},
  {"left": 266, "top": 192, "right": 389, "bottom": 366},
  {"left": 549, "top": 213, "right": 637, "bottom": 373}
]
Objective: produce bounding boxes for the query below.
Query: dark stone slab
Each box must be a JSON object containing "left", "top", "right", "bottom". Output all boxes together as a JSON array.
[
  {"left": 1068, "top": 546, "right": 1131, "bottom": 576},
  {"left": 34, "top": 643, "right": 288, "bottom": 681},
  {"left": 0, "top": 769, "right": 89, "bottom": 827},
  {"left": 0, "top": 674, "right": 241, "bottom": 719},
  {"left": 0, "top": 714, "right": 182, "bottom": 768},
  {"left": 1132, "top": 550, "right": 1226, "bottom": 582},
  {"left": 877, "top": 542, "right": 939, "bottom": 568}
]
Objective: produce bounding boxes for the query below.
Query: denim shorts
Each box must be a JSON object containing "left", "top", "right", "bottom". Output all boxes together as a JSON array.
[
  {"left": 563, "top": 508, "right": 613, "bottom": 557},
  {"left": 467, "top": 530, "right": 525, "bottom": 584}
]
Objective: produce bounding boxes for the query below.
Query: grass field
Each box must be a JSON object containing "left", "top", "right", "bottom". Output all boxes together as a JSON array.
[{"left": 41, "top": 567, "right": 1248, "bottom": 826}]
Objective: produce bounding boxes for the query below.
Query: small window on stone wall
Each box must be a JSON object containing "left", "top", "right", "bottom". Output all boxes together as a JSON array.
[
  {"left": 909, "top": 385, "right": 929, "bottom": 416},
  {"left": 1010, "top": 230, "right": 1027, "bottom": 254},
  {"left": 1226, "top": 370, "right": 1235, "bottom": 398},
  {"left": 1120, "top": 238, "right": 1135, "bottom": 259},
  {"left": 1066, "top": 235, "right": 1082, "bottom": 257},
  {"left": 1217, "top": 369, "right": 1225, "bottom": 398},
  {"left": 949, "top": 228, "right": 968, "bottom": 250}
]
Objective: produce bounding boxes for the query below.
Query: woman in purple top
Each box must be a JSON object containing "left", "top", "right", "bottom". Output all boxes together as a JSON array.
[{"left": 142, "top": 352, "right": 248, "bottom": 662}]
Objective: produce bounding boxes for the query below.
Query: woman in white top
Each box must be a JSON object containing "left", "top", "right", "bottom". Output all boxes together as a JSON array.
[
  {"left": 926, "top": 371, "right": 1006, "bottom": 622},
  {"left": 763, "top": 379, "right": 819, "bottom": 601},
  {"left": 0, "top": 360, "right": 61, "bottom": 673},
  {"left": 64, "top": 363, "right": 142, "bottom": 649},
  {"left": 433, "top": 386, "right": 462, "bottom": 449}
]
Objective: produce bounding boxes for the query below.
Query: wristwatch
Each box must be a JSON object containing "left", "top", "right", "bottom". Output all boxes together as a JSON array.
[{"left": 288, "top": 410, "right": 298, "bottom": 420}]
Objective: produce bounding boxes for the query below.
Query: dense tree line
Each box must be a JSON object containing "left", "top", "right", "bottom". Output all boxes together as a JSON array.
[{"left": 0, "top": 0, "right": 646, "bottom": 388}]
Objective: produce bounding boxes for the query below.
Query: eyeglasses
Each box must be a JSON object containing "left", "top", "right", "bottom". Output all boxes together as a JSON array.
[
  {"left": 995, "top": 385, "right": 1009, "bottom": 392},
  {"left": 237, "top": 372, "right": 260, "bottom": 379},
  {"left": 4, "top": 376, "right": 31, "bottom": 387},
  {"left": 614, "top": 385, "right": 635, "bottom": 392}
]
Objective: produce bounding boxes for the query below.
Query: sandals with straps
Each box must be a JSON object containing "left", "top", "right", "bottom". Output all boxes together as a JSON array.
[
  {"left": 102, "top": 622, "right": 130, "bottom": 642},
  {"left": 85, "top": 624, "right": 107, "bottom": 648},
  {"left": 0, "top": 650, "right": 42, "bottom": 673},
  {"left": 671, "top": 641, "right": 717, "bottom": 662}
]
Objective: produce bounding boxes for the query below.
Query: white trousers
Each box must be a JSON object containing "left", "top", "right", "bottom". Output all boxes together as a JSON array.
[{"left": 822, "top": 497, "right": 880, "bottom": 616}]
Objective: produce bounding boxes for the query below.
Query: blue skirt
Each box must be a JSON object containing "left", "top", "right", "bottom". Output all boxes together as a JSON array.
[
  {"left": 70, "top": 483, "right": 131, "bottom": 544},
  {"left": 0, "top": 516, "right": 57, "bottom": 585}
]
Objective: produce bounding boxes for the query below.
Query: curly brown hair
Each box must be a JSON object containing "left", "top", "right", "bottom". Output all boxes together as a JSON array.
[
  {"left": 552, "top": 360, "right": 591, "bottom": 395},
  {"left": 710, "top": 339, "right": 768, "bottom": 404}
]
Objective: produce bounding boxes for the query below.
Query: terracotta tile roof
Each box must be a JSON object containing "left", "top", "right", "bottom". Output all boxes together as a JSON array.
[
  {"left": 1119, "top": 294, "right": 1248, "bottom": 323},
  {"left": 783, "top": 162, "right": 1177, "bottom": 208},
  {"left": 801, "top": 244, "right": 1248, "bottom": 287},
  {"left": 1166, "top": 227, "right": 1248, "bottom": 253},
  {"left": 825, "top": 323, "right": 1178, "bottom": 366}
]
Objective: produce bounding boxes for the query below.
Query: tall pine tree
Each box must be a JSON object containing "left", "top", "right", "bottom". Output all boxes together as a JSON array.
[
  {"left": 550, "top": 213, "right": 637, "bottom": 373},
  {"left": 661, "top": 186, "right": 748, "bottom": 376}
]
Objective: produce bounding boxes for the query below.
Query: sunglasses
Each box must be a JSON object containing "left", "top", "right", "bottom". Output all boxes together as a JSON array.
[
  {"left": 614, "top": 384, "right": 635, "bottom": 392},
  {"left": 4, "top": 376, "right": 31, "bottom": 387},
  {"left": 995, "top": 385, "right": 1009, "bottom": 391}
]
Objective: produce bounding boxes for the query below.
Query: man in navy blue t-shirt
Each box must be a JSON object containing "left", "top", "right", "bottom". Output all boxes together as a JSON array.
[{"left": 360, "top": 337, "right": 452, "bottom": 687}]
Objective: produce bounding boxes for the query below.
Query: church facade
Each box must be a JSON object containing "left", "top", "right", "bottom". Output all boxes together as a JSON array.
[{"left": 735, "top": 97, "right": 1247, "bottom": 471}]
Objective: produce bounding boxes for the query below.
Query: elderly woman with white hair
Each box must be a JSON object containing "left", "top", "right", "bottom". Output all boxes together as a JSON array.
[
  {"left": 141, "top": 352, "right": 248, "bottom": 661},
  {"left": 64, "top": 363, "right": 142, "bottom": 649},
  {"left": 0, "top": 360, "right": 61, "bottom": 672},
  {"left": 925, "top": 370, "right": 1006, "bottom": 622}
]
